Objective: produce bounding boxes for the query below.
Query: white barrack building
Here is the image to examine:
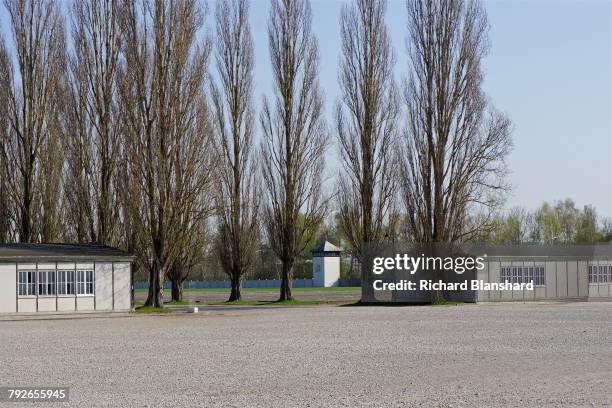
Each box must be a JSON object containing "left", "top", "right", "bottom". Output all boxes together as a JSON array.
[{"left": 0, "top": 243, "right": 134, "bottom": 314}]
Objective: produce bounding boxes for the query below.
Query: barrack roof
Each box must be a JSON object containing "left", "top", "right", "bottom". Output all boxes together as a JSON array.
[
  {"left": 312, "top": 241, "right": 342, "bottom": 253},
  {"left": 0, "top": 243, "right": 135, "bottom": 262}
]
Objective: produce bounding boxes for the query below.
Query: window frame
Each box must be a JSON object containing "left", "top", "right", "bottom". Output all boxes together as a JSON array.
[
  {"left": 37, "top": 270, "right": 56, "bottom": 297},
  {"left": 17, "top": 265, "right": 97, "bottom": 301},
  {"left": 57, "top": 270, "right": 76, "bottom": 296},
  {"left": 588, "top": 263, "right": 612, "bottom": 284},
  {"left": 600, "top": 265, "right": 609, "bottom": 284},
  {"left": 500, "top": 265, "right": 545, "bottom": 287},
  {"left": 76, "top": 269, "right": 95, "bottom": 296},
  {"left": 18, "top": 271, "right": 37, "bottom": 297}
]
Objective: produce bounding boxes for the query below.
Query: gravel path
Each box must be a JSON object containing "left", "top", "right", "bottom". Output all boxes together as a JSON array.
[{"left": 0, "top": 302, "right": 610, "bottom": 407}]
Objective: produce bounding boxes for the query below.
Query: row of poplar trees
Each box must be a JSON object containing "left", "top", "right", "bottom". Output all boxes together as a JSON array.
[{"left": 0, "top": 0, "right": 512, "bottom": 307}]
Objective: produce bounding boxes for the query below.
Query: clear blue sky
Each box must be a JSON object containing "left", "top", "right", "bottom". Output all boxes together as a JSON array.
[
  {"left": 2, "top": 1, "right": 611, "bottom": 218},
  {"left": 244, "top": 0, "right": 612, "bottom": 218}
]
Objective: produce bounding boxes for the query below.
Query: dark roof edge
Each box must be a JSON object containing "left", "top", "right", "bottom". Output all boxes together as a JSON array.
[{"left": 0, "top": 256, "right": 135, "bottom": 262}]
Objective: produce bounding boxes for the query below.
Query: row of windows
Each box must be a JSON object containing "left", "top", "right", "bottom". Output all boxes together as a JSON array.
[
  {"left": 500, "top": 266, "right": 545, "bottom": 286},
  {"left": 588, "top": 265, "right": 612, "bottom": 284},
  {"left": 18, "top": 270, "right": 94, "bottom": 296}
]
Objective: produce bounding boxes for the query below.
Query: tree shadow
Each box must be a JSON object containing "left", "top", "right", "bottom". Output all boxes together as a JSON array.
[{"left": 339, "top": 301, "right": 432, "bottom": 307}]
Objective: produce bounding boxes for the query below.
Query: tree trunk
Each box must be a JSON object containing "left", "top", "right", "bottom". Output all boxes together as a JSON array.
[
  {"left": 430, "top": 267, "right": 445, "bottom": 303},
  {"left": 171, "top": 277, "right": 183, "bottom": 302},
  {"left": 130, "top": 264, "right": 135, "bottom": 310},
  {"left": 144, "top": 263, "right": 164, "bottom": 308},
  {"left": 20, "top": 180, "right": 32, "bottom": 243},
  {"left": 228, "top": 274, "right": 242, "bottom": 302},
  {"left": 430, "top": 289, "right": 444, "bottom": 303},
  {"left": 279, "top": 262, "right": 293, "bottom": 301},
  {"left": 359, "top": 254, "right": 377, "bottom": 303}
]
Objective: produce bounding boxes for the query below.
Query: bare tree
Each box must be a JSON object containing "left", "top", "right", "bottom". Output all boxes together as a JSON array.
[
  {"left": 64, "top": 0, "right": 122, "bottom": 245},
  {"left": 400, "top": 0, "right": 512, "bottom": 244},
  {"left": 336, "top": 0, "right": 399, "bottom": 262},
  {"left": 260, "top": 0, "right": 327, "bottom": 301},
  {"left": 37, "top": 97, "right": 65, "bottom": 242},
  {"left": 0, "top": 0, "right": 66, "bottom": 243},
  {"left": 0, "top": 34, "right": 11, "bottom": 242},
  {"left": 63, "top": 73, "right": 96, "bottom": 242},
  {"left": 165, "top": 87, "right": 215, "bottom": 302},
  {"left": 119, "top": 0, "right": 214, "bottom": 307},
  {"left": 0, "top": 148, "right": 9, "bottom": 242},
  {"left": 166, "top": 220, "right": 208, "bottom": 302},
  {"left": 211, "top": 0, "right": 260, "bottom": 302}
]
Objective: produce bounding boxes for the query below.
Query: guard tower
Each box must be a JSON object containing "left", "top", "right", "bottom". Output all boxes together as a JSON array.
[{"left": 312, "top": 241, "right": 341, "bottom": 287}]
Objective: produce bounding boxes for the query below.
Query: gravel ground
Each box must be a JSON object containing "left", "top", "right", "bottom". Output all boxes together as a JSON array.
[{"left": 0, "top": 302, "right": 610, "bottom": 407}]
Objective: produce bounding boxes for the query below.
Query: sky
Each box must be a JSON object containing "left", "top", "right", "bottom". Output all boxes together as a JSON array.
[{"left": 1, "top": 0, "right": 611, "bottom": 218}]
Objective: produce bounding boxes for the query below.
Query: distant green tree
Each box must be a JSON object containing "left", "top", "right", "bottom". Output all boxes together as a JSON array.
[
  {"left": 575, "top": 205, "right": 600, "bottom": 243},
  {"left": 490, "top": 208, "right": 528, "bottom": 244},
  {"left": 492, "top": 199, "right": 606, "bottom": 244},
  {"left": 478, "top": 207, "right": 534, "bottom": 244},
  {"left": 599, "top": 218, "right": 612, "bottom": 242},
  {"left": 534, "top": 202, "right": 565, "bottom": 243},
  {"left": 555, "top": 199, "right": 579, "bottom": 242}
]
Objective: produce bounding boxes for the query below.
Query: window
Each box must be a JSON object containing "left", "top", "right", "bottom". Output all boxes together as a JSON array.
[
  {"left": 38, "top": 271, "right": 46, "bottom": 295},
  {"left": 18, "top": 271, "right": 37, "bottom": 296},
  {"left": 37, "top": 270, "right": 56, "bottom": 296},
  {"left": 589, "top": 264, "right": 612, "bottom": 284},
  {"left": 534, "top": 266, "right": 545, "bottom": 286},
  {"left": 57, "top": 270, "right": 76, "bottom": 295},
  {"left": 500, "top": 265, "right": 545, "bottom": 286},
  {"left": 18, "top": 268, "right": 94, "bottom": 297},
  {"left": 76, "top": 270, "right": 94, "bottom": 295},
  {"left": 526, "top": 267, "right": 533, "bottom": 284},
  {"left": 86, "top": 270, "right": 94, "bottom": 294},
  {"left": 600, "top": 266, "right": 608, "bottom": 283}
]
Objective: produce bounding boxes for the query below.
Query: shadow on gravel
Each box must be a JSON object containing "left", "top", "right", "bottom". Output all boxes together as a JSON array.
[{"left": 339, "top": 301, "right": 432, "bottom": 307}]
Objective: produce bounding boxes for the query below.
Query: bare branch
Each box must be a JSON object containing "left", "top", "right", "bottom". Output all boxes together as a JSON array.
[
  {"left": 260, "top": 0, "right": 328, "bottom": 301},
  {"left": 0, "top": 0, "right": 66, "bottom": 243},
  {"left": 210, "top": 0, "right": 260, "bottom": 302},
  {"left": 118, "top": 0, "right": 214, "bottom": 307},
  {"left": 399, "top": 0, "right": 512, "bottom": 243},
  {"left": 336, "top": 0, "right": 399, "bottom": 261}
]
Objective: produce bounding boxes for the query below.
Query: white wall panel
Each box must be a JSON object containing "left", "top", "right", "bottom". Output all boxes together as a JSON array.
[
  {"left": 76, "top": 263, "right": 94, "bottom": 270},
  {"left": 57, "top": 297, "right": 75, "bottom": 311},
  {"left": 37, "top": 263, "right": 55, "bottom": 270},
  {"left": 567, "top": 261, "right": 578, "bottom": 297},
  {"left": 77, "top": 297, "right": 94, "bottom": 311},
  {"left": 477, "top": 263, "right": 489, "bottom": 301},
  {"left": 17, "top": 263, "right": 36, "bottom": 270},
  {"left": 545, "top": 261, "right": 557, "bottom": 298},
  {"left": 556, "top": 262, "right": 568, "bottom": 297},
  {"left": 0, "top": 263, "right": 16, "bottom": 313},
  {"left": 57, "top": 263, "right": 75, "bottom": 270},
  {"left": 95, "top": 263, "right": 113, "bottom": 310},
  {"left": 18, "top": 298, "right": 36, "bottom": 312},
  {"left": 113, "top": 262, "right": 132, "bottom": 310},
  {"left": 577, "top": 261, "right": 588, "bottom": 297},
  {"left": 38, "top": 297, "right": 56, "bottom": 312},
  {"left": 488, "top": 262, "right": 501, "bottom": 301}
]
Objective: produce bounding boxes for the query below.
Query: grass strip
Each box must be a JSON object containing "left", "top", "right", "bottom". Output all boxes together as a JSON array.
[{"left": 135, "top": 306, "right": 173, "bottom": 314}]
